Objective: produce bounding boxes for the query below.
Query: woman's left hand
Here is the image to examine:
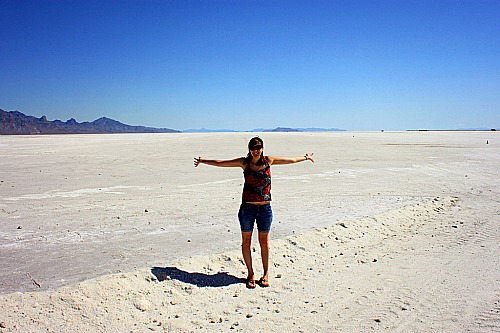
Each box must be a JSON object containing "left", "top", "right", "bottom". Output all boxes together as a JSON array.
[{"left": 305, "top": 153, "right": 315, "bottom": 163}]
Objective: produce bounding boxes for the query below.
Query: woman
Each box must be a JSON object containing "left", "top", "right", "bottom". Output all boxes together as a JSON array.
[{"left": 194, "top": 137, "right": 314, "bottom": 289}]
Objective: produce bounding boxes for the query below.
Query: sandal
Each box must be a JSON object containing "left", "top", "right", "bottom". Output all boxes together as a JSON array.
[
  {"left": 246, "top": 278, "right": 256, "bottom": 289},
  {"left": 258, "top": 277, "right": 270, "bottom": 288}
]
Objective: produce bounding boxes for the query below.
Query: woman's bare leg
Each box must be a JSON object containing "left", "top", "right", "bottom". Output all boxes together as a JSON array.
[
  {"left": 258, "top": 231, "right": 270, "bottom": 282},
  {"left": 241, "top": 232, "right": 255, "bottom": 281}
]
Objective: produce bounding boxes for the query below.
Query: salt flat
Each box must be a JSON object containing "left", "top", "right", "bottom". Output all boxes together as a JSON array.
[{"left": 0, "top": 131, "right": 498, "bottom": 332}]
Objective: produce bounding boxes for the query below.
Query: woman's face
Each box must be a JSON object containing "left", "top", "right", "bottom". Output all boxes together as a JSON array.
[{"left": 249, "top": 142, "right": 263, "bottom": 158}]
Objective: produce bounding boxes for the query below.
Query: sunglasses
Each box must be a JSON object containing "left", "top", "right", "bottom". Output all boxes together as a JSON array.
[{"left": 249, "top": 145, "right": 262, "bottom": 150}]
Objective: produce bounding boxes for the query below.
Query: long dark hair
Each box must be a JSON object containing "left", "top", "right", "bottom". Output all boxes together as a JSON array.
[{"left": 243, "top": 137, "right": 267, "bottom": 166}]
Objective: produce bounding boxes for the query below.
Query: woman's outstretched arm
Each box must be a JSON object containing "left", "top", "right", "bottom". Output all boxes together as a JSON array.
[
  {"left": 268, "top": 153, "right": 315, "bottom": 165},
  {"left": 194, "top": 156, "right": 245, "bottom": 168}
]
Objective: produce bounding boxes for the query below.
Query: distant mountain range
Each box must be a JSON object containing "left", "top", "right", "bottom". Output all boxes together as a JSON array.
[
  {"left": 182, "top": 128, "right": 238, "bottom": 133},
  {"left": 184, "top": 127, "right": 346, "bottom": 133},
  {"left": 260, "top": 127, "right": 346, "bottom": 132},
  {"left": 0, "top": 110, "right": 179, "bottom": 134}
]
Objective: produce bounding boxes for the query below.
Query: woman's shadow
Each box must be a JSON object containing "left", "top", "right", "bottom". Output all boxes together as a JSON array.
[{"left": 151, "top": 267, "right": 245, "bottom": 288}]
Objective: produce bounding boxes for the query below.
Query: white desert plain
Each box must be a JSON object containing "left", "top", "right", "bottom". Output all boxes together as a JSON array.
[{"left": 0, "top": 131, "right": 498, "bottom": 332}]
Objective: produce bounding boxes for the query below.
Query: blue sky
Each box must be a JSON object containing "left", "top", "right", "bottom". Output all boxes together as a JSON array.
[{"left": 1, "top": 0, "right": 499, "bottom": 131}]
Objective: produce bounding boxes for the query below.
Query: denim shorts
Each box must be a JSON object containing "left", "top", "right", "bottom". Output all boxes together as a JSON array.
[{"left": 238, "top": 203, "right": 273, "bottom": 233}]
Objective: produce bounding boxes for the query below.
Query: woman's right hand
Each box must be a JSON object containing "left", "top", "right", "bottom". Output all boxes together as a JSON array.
[{"left": 194, "top": 157, "right": 202, "bottom": 167}]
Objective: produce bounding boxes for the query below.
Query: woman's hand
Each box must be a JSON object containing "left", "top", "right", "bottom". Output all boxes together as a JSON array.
[
  {"left": 305, "top": 153, "right": 315, "bottom": 163},
  {"left": 194, "top": 157, "right": 202, "bottom": 167}
]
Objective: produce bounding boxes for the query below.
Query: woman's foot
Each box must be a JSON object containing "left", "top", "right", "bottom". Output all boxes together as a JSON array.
[
  {"left": 246, "top": 277, "right": 256, "bottom": 289},
  {"left": 258, "top": 277, "right": 269, "bottom": 287}
]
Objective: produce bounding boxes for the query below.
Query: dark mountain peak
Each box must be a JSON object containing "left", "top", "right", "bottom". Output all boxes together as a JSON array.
[
  {"left": 95, "top": 116, "right": 111, "bottom": 121},
  {"left": 92, "top": 117, "right": 119, "bottom": 125},
  {"left": 10, "top": 111, "right": 25, "bottom": 117}
]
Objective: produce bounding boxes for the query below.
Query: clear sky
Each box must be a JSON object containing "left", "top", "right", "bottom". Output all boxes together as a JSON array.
[{"left": 1, "top": 0, "right": 499, "bottom": 131}]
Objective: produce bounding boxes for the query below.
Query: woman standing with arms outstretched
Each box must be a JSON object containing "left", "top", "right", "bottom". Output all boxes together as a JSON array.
[{"left": 194, "top": 137, "right": 314, "bottom": 289}]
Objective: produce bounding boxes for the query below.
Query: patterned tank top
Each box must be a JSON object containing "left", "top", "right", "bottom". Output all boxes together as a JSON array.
[{"left": 242, "top": 161, "right": 271, "bottom": 203}]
